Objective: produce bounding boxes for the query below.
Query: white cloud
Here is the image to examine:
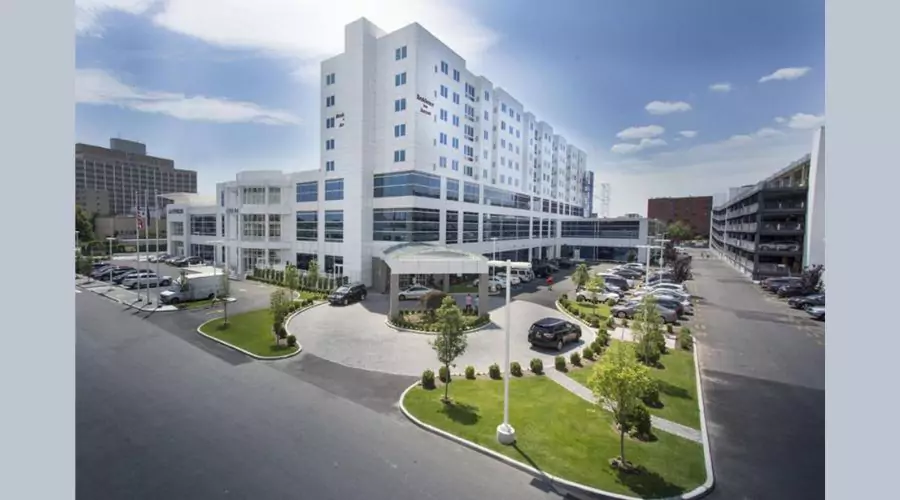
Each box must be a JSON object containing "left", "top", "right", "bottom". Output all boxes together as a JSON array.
[
  {"left": 754, "top": 127, "right": 784, "bottom": 138},
  {"left": 77, "top": 0, "right": 500, "bottom": 80},
  {"left": 75, "top": 0, "right": 157, "bottom": 36},
  {"left": 774, "top": 116, "right": 786, "bottom": 124},
  {"left": 610, "top": 138, "right": 667, "bottom": 155},
  {"left": 679, "top": 130, "right": 698, "bottom": 138},
  {"left": 787, "top": 113, "right": 825, "bottom": 130},
  {"left": 709, "top": 83, "right": 732, "bottom": 93},
  {"left": 645, "top": 100, "right": 692, "bottom": 115},
  {"left": 76, "top": 68, "right": 301, "bottom": 125},
  {"left": 616, "top": 125, "right": 665, "bottom": 140},
  {"left": 759, "top": 67, "right": 812, "bottom": 83}
]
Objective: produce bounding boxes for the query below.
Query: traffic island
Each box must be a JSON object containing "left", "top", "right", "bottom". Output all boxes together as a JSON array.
[
  {"left": 400, "top": 375, "right": 709, "bottom": 499},
  {"left": 197, "top": 309, "right": 300, "bottom": 360}
]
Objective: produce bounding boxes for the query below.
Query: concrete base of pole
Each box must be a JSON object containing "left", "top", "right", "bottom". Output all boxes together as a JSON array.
[{"left": 496, "top": 423, "right": 517, "bottom": 445}]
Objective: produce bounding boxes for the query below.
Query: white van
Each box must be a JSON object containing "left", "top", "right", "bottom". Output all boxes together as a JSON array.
[
  {"left": 511, "top": 268, "right": 533, "bottom": 282},
  {"left": 159, "top": 272, "right": 226, "bottom": 304}
]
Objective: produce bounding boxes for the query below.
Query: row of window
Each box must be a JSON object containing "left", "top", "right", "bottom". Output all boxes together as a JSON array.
[
  {"left": 295, "top": 179, "right": 345, "bottom": 202},
  {"left": 296, "top": 210, "right": 344, "bottom": 242}
]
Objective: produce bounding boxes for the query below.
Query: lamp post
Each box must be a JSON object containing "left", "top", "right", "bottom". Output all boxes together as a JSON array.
[
  {"left": 488, "top": 258, "right": 532, "bottom": 445},
  {"left": 491, "top": 237, "right": 498, "bottom": 277},
  {"left": 106, "top": 237, "right": 116, "bottom": 291}
]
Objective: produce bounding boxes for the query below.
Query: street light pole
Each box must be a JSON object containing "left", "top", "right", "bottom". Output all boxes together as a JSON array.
[
  {"left": 491, "top": 237, "right": 498, "bottom": 277},
  {"left": 106, "top": 237, "right": 116, "bottom": 291}
]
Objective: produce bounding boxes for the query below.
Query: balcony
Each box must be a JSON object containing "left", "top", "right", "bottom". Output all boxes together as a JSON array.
[
  {"left": 759, "top": 222, "right": 803, "bottom": 234},
  {"left": 757, "top": 242, "right": 802, "bottom": 254},
  {"left": 726, "top": 203, "right": 759, "bottom": 219},
  {"left": 725, "top": 222, "right": 758, "bottom": 233},
  {"left": 761, "top": 201, "right": 806, "bottom": 214}
]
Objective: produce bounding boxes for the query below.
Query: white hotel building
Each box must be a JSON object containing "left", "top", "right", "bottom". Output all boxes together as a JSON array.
[{"left": 164, "top": 18, "right": 658, "bottom": 289}]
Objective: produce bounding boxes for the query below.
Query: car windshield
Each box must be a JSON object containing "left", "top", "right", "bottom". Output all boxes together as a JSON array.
[{"left": 334, "top": 287, "right": 350, "bottom": 294}]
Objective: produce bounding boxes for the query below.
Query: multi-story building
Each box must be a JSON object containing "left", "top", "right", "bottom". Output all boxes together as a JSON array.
[
  {"left": 165, "top": 18, "right": 659, "bottom": 286},
  {"left": 647, "top": 195, "right": 714, "bottom": 238},
  {"left": 75, "top": 138, "right": 197, "bottom": 216},
  {"left": 709, "top": 126, "right": 826, "bottom": 279}
]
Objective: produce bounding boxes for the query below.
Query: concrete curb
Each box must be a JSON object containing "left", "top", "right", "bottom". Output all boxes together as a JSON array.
[
  {"left": 689, "top": 339, "right": 716, "bottom": 498},
  {"left": 383, "top": 317, "right": 494, "bottom": 336},
  {"left": 195, "top": 301, "right": 325, "bottom": 361},
  {"left": 555, "top": 300, "right": 601, "bottom": 333},
  {"left": 398, "top": 381, "right": 713, "bottom": 500}
]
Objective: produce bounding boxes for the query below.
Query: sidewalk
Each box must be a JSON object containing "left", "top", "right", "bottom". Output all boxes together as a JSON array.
[
  {"left": 77, "top": 277, "right": 178, "bottom": 312},
  {"left": 545, "top": 369, "right": 702, "bottom": 443}
]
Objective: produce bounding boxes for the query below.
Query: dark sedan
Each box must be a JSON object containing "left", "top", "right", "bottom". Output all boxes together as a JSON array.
[
  {"left": 528, "top": 317, "right": 582, "bottom": 351},
  {"left": 788, "top": 293, "right": 825, "bottom": 309},
  {"left": 777, "top": 282, "right": 814, "bottom": 298}
]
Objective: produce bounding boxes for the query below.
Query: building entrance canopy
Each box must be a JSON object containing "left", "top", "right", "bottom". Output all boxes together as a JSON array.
[{"left": 381, "top": 243, "right": 491, "bottom": 275}]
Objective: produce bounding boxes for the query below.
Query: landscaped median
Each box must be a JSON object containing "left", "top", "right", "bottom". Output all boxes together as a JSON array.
[
  {"left": 197, "top": 291, "right": 324, "bottom": 360},
  {"left": 401, "top": 373, "right": 708, "bottom": 498},
  {"left": 388, "top": 309, "right": 492, "bottom": 334}
]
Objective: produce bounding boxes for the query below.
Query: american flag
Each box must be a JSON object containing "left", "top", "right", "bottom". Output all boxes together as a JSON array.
[{"left": 135, "top": 198, "right": 146, "bottom": 230}]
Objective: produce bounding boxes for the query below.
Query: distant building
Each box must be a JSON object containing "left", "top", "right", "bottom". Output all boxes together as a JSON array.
[
  {"left": 647, "top": 195, "right": 714, "bottom": 238},
  {"left": 75, "top": 138, "right": 198, "bottom": 216}
]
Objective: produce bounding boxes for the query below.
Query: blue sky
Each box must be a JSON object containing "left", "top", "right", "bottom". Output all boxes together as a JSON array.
[{"left": 75, "top": 0, "right": 824, "bottom": 215}]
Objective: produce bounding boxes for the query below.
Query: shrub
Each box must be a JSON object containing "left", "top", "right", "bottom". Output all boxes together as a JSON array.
[
  {"left": 465, "top": 365, "right": 476, "bottom": 379},
  {"left": 438, "top": 365, "right": 451, "bottom": 383},
  {"left": 422, "top": 369, "right": 436, "bottom": 389},
  {"left": 591, "top": 339, "right": 604, "bottom": 354},
  {"left": 560, "top": 293, "right": 568, "bottom": 302},
  {"left": 554, "top": 355, "right": 567, "bottom": 371},
  {"left": 530, "top": 358, "right": 544, "bottom": 375},
  {"left": 628, "top": 403, "right": 653, "bottom": 440},
  {"left": 510, "top": 361, "right": 523, "bottom": 377},
  {"left": 596, "top": 328, "right": 610, "bottom": 347},
  {"left": 286, "top": 334, "right": 297, "bottom": 347},
  {"left": 588, "top": 315, "right": 601, "bottom": 328},
  {"left": 642, "top": 380, "right": 662, "bottom": 408},
  {"left": 607, "top": 316, "right": 616, "bottom": 329},
  {"left": 666, "top": 324, "right": 674, "bottom": 334},
  {"left": 488, "top": 363, "right": 502, "bottom": 380},
  {"left": 678, "top": 327, "right": 694, "bottom": 350},
  {"left": 583, "top": 346, "right": 595, "bottom": 360},
  {"left": 570, "top": 351, "right": 582, "bottom": 366},
  {"left": 621, "top": 319, "right": 629, "bottom": 328}
]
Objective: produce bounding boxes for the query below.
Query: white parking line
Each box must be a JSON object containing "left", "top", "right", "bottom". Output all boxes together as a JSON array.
[{"left": 75, "top": 289, "right": 82, "bottom": 294}]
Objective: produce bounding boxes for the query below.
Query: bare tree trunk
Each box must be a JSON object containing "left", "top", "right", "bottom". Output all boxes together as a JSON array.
[
  {"left": 620, "top": 426, "right": 626, "bottom": 463},
  {"left": 443, "top": 363, "right": 450, "bottom": 401}
]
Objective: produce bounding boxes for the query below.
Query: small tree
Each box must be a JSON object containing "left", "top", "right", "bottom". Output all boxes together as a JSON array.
[
  {"left": 662, "top": 241, "right": 678, "bottom": 267},
  {"left": 666, "top": 220, "right": 693, "bottom": 243},
  {"left": 801, "top": 264, "right": 824, "bottom": 294},
  {"left": 672, "top": 255, "right": 692, "bottom": 283},
  {"left": 269, "top": 288, "right": 292, "bottom": 341},
  {"left": 430, "top": 296, "right": 468, "bottom": 403},
  {"left": 586, "top": 275, "right": 606, "bottom": 304},
  {"left": 307, "top": 259, "right": 320, "bottom": 289},
  {"left": 633, "top": 295, "right": 666, "bottom": 365},
  {"left": 75, "top": 205, "right": 95, "bottom": 242},
  {"left": 284, "top": 263, "right": 300, "bottom": 292},
  {"left": 586, "top": 342, "right": 653, "bottom": 470},
  {"left": 626, "top": 249, "right": 638, "bottom": 263},
  {"left": 75, "top": 254, "right": 93, "bottom": 277},
  {"left": 572, "top": 263, "right": 591, "bottom": 291}
]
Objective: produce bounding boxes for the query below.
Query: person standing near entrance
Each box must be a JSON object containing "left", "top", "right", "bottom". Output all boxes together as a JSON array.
[
  {"left": 473, "top": 294, "right": 480, "bottom": 316},
  {"left": 464, "top": 293, "right": 473, "bottom": 314}
]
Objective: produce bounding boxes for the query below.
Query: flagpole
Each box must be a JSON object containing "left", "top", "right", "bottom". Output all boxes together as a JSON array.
[
  {"left": 134, "top": 190, "right": 141, "bottom": 301},
  {"left": 144, "top": 189, "right": 151, "bottom": 304},
  {"left": 155, "top": 190, "right": 161, "bottom": 292}
]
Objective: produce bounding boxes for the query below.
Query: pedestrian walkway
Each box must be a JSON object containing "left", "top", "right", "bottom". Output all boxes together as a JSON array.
[{"left": 545, "top": 369, "right": 702, "bottom": 443}]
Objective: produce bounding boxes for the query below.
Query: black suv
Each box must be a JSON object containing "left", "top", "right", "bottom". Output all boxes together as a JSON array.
[
  {"left": 528, "top": 317, "right": 582, "bottom": 351},
  {"left": 328, "top": 283, "right": 367, "bottom": 306}
]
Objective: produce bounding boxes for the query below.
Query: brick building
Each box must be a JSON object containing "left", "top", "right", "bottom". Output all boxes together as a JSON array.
[{"left": 647, "top": 196, "right": 714, "bottom": 238}]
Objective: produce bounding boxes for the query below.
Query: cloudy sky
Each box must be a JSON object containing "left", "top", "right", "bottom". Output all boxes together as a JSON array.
[{"left": 75, "top": 0, "right": 824, "bottom": 216}]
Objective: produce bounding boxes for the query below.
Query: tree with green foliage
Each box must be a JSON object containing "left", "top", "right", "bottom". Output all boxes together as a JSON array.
[
  {"left": 75, "top": 254, "right": 93, "bottom": 276},
  {"left": 666, "top": 220, "right": 693, "bottom": 243},
  {"left": 572, "top": 263, "right": 591, "bottom": 291},
  {"left": 269, "top": 288, "right": 292, "bottom": 341},
  {"left": 586, "top": 275, "right": 607, "bottom": 304},
  {"left": 284, "top": 263, "right": 300, "bottom": 291},
  {"left": 586, "top": 342, "right": 653, "bottom": 470},
  {"left": 633, "top": 295, "right": 666, "bottom": 365},
  {"left": 420, "top": 290, "right": 448, "bottom": 320},
  {"left": 75, "top": 205, "right": 94, "bottom": 242},
  {"left": 626, "top": 249, "right": 638, "bottom": 263},
  {"left": 431, "top": 296, "right": 469, "bottom": 403},
  {"left": 306, "top": 260, "right": 320, "bottom": 289}
]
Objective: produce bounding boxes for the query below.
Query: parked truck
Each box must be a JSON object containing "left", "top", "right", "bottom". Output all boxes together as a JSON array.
[{"left": 159, "top": 272, "right": 226, "bottom": 305}]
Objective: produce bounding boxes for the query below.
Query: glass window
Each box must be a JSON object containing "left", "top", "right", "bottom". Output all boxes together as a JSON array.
[
  {"left": 446, "top": 210, "right": 459, "bottom": 244},
  {"left": 463, "top": 182, "right": 480, "bottom": 203},
  {"left": 268, "top": 214, "right": 282, "bottom": 239},
  {"left": 241, "top": 186, "right": 265, "bottom": 205},
  {"left": 394, "top": 72, "right": 407, "bottom": 86},
  {"left": 462, "top": 212, "right": 479, "bottom": 243},
  {"left": 373, "top": 208, "right": 440, "bottom": 242},
  {"left": 295, "top": 211, "right": 318, "bottom": 241},
  {"left": 241, "top": 214, "right": 266, "bottom": 241},
  {"left": 446, "top": 179, "right": 459, "bottom": 201},
  {"left": 373, "top": 171, "right": 441, "bottom": 199},
  {"left": 560, "top": 220, "right": 640, "bottom": 239},
  {"left": 395, "top": 46, "right": 407, "bottom": 60},
  {"left": 394, "top": 98, "right": 406, "bottom": 112},
  {"left": 189, "top": 215, "right": 216, "bottom": 236},
  {"left": 268, "top": 187, "right": 281, "bottom": 204},
  {"left": 296, "top": 181, "right": 318, "bottom": 202},
  {"left": 482, "top": 186, "right": 531, "bottom": 210},
  {"left": 325, "top": 179, "right": 344, "bottom": 201},
  {"left": 482, "top": 214, "right": 531, "bottom": 241},
  {"left": 324, "top": 210, "right": 343, "bottom": 242},
  {"left": 170, "top": 221, "right": 184, "bottom": 236}
]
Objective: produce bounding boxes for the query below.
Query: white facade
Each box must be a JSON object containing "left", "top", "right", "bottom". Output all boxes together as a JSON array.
[
  {"left": 165, "top": 18, "right": 650, "bottom": 285},
  {"left": 804, "top": 126, "right": 826, "bottom": 268}
]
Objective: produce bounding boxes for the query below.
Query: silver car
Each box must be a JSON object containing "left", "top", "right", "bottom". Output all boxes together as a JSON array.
[
  {"left": 611, "top": 301, "right": 679, "bottom": 324},
  {"left": 397, "top": 284, "right": 436, "bottom": 301}
]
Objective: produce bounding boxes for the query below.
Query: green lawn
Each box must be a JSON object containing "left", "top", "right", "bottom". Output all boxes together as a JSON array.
[
  {"left": 199, "top": 309, "right": 298, "bottom": 357},
  {"left": 404, "top": 377, "right": 706, "bottom": 498},
  {"left": 449, "top": 283, "right": 479, "bottom": 293},
  {"left": 565, "top": 300, "right": 612, "bottom": 319},
  {"left": 567, "top": 342, "right": 700, "bottom": 429}
]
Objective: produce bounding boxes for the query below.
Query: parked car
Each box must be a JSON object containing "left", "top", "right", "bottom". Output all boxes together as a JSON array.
[
  {"left": 623, "top": 262, "right": 645, "bottom": 271},
  {"left": 527, "top": 317, "right": 582, "bottom": 351},
  {"left": 122, "top": 272, "right": 172, "bottom": 289},
  {"left": 99, "top": 266, "right": 136, "bottom": 281},
  {"left": 473, "top": 276, "right": 506, "bottom": 290},
  {"left": 328, "top": 282, "right": 367, "bottom": 306},
  {"left": 113, "top": 268, "right": 152, "bottom": 284},
  {"left": 806, "top": 305, "right": 825, "bottom": 321},
  {"left": 148, "top": 253, "right": 171, "bottom": 263},
  {"left": 91, "top": 261, "right": 110, "bottom": 271},
  {"left": 597, "top": 273, "right": 630, "bottom": 291},
  {"left": 557, "top": 258, "right": 574, "bottom": 269},
  {"left": 575, "top": 288, "right": 619, "bottom": 305},
  {"left": 495, "top": 273, "right": 522, "bottom": 286},
  {"left": 761, "top": 276, "right": 802, "bottom": 291},
  {"left": 164, "top": 255, "right": 184, "bottom": 264},
  {"left": 90, "top": 265, "right": 117, "bottom": 279},
  {"left": 531, "top": 264, "right": 552, "bottom": 278},
  {"left": 646, "top": 273, "right": 677, "bottom": 285},
  {"left": 654, "top": 297, "right": 688, "bottom": 317},
  {"left": 634, "top": 288, "right": 691, "bottom": 304},
  {"left": 612, "top": 267, "right": 643, "bottom": 279},
  {"left": 648, "top": 282, "right": 687, "bottom": 294},
  {"left": 788, "top": 293, "right": 825, "bottom": 310},
  {"left": 397, "top": 284, "right": 435, "bottom": 301},
  {"left": 776, "top": 282, "right": 813, "bottom": 298},
  {"left": 611, "top": 301, "right": 679, "bottom": 324},
  {"left": 512, "top": 268, "right": 533, "bottom": 282},
  {"left": 174, "top": 256, "right": 204, "bottom": 267}
]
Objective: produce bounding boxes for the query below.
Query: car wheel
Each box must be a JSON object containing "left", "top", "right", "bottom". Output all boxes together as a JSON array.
[
  {"left": 169, "top": 298, "right": 180, "bottom": 305},
  {"left": 161, "top": 280, "right": 170, "bottom": 286},
  {"left": 617, "top": 311, "right": 627, "bottom": 318},
  {"left": 343, "top": 299, "right": 348, "bottom": 306},
  {"left": 576, "top": 296, "right": 584, "bottom": 302},
  {"left": 556, "top": 340, "right": 564, "bottom": 351},
  {"left": 398, "top": 294, "right": 406, "bottom": 301},
  {"left": 207, "top": 293, "right": 215, "bottom": 300}
]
